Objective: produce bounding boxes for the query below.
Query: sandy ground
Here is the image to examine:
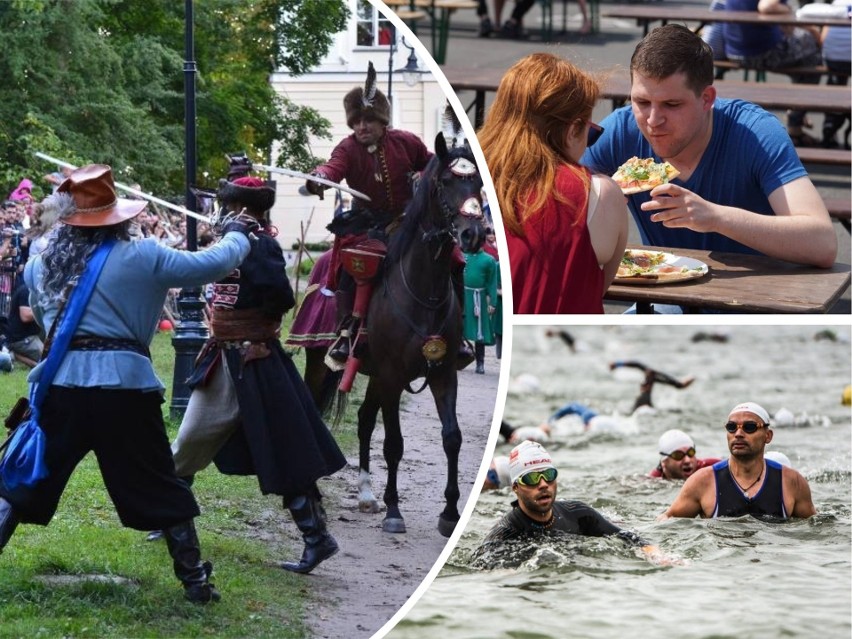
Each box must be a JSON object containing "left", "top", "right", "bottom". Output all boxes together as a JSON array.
[{"left": 298, "top": 348, "right": 500, "bottom": 639}]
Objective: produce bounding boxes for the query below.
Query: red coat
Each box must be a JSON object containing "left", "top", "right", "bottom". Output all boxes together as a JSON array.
[{"left": 315, "top": 129, "right": 432, "bottom": 219}]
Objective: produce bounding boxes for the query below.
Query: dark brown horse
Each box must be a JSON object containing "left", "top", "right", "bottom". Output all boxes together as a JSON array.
[{"left": 310, "top": 132, "right": 485, "bottom": 537}]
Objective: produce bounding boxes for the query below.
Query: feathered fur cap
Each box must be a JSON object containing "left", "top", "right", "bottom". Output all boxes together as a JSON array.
[
  {"left": 343, "top": 61, "right": 390, "bottom": 128},
  {"left": 217, "top": 176, "right": 276, "bottom": 214}
]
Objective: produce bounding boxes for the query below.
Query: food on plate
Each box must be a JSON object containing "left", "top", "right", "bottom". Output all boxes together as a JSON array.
[
  {"left": 612, "top": 157, "right": 680, "bottom": 195},
  {"left": 616, "top": 249, "right": 705, "bottom": 280}
]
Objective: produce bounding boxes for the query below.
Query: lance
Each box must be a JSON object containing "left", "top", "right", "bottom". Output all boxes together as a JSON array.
[
  {"left": 33, "top": 152, "right": 214, "bottom": 224},
  {"left": 249, "top": 162, "right": 372, "bottom": 202}
]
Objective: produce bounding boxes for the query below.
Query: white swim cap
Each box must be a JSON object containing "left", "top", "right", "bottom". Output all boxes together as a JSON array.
[
  {"left": 765, "top": 451, "right": 792, "bottom": 468},
  {"left": 509, "top": 441, "right": 555, "bottom": 484},
  {"left": 729, "top": 402, "right": 771, "bottom": 425},
  {"left": 493, "top": 456, "right": 512, "bottom": 488},
  {"left": 773, "top": 408, "right": 794, "bottom": 428},
  {"left": 509, "top": 425, "right": 551, "bottom": 443},
  {"left": 658, "top": 429, "right": 694, "bottom": 456}
]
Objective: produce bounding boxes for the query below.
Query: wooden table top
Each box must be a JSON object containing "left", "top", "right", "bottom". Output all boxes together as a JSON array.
[
  {"left": 604, "top": 246, "right": 851, "bottom": 313},
  {"left": 443, "top": 66, "right": 852, "bottom": 114},
  {"left": 600, "top": 5, "right": 852, "bottom": 28}
]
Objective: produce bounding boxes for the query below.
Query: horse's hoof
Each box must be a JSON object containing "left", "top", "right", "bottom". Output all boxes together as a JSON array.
[
  {"left": 359, "top": 500, "right": 381, "bottom": 514},
  {"left": 383, "top": 517, "right": 406, "bottom": 534},
  {"left": 438, "top": 515, "right": 459, "bottom": 538}
]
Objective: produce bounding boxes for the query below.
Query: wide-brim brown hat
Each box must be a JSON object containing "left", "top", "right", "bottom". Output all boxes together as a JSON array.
[{"left": 58, "top": 164, "right": 147, "bottom": 227}]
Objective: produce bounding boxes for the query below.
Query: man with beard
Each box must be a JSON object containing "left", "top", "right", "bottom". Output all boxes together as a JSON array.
[
  {"left": 649, "top": 429, "right": 720, "bottom": 480},
  {"left": 660, "top": 402, "right": 816, "bottom": 519},
  {"left": 303, "top": 62, "right": 432, "bottom": 365},
  {"left": 581, "top": 24, "right": 835, "bottom": 270},
  {"left": 474, "top": 441, "right": 662, "bottom": 563}
]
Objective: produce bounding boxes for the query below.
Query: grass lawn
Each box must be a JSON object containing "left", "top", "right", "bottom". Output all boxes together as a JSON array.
[{"left": 0, "top": 327, "right": 358, "bottom": 638}]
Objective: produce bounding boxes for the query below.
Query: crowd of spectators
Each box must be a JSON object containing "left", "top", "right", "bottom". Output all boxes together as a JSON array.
[{"left": 0, "top": 173, "right": 216, "bottom": 372}]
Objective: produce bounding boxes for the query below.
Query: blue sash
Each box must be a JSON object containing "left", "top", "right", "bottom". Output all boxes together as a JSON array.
[{"left": 0, "top": 240, "right": 115, "bottom": 489}]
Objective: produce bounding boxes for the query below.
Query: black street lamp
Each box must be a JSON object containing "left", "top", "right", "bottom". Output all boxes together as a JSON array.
[{"left": 170, "top": 0, "right": 207, "bottom": 418}]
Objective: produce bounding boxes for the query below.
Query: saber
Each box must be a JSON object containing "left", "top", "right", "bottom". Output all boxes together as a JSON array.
[
  {"left": 250, "top": 162, "right": 372, "bottom": 202},
  {"left": 34, "top": 152, "right": 214, "bottom": 224}
]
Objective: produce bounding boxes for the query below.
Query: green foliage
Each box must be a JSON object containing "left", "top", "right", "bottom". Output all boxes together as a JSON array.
[{"left": 0, "top": 0, "right": 347, "bottom": 197}]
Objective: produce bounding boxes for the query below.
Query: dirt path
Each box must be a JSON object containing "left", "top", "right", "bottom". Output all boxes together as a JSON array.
[{"left": 301, "top": 349, "right": 500, "bottom": 639}]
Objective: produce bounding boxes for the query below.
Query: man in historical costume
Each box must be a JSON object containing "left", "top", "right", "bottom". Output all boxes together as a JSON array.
[
  {"left": 167, "top": 176, "right": 347, "bottom": 574},
  {"left": 461, "top": 225, "right": 498, "bottom": 374},
  {"left": 0, "top": 164, "right": 254, "bottom": 603},
  {"left": 304, "top": 62, "right": 472, "bottom": 368}
]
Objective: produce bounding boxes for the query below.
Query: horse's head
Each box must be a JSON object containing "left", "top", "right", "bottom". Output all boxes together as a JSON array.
[{"left": 428, "top": 132, "right": 486, "bottom": 249}]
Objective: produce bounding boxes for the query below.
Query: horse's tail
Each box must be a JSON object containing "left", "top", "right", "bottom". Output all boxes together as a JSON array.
[{"left": 332, "top": 389, "right": 349, "bottom": 426}]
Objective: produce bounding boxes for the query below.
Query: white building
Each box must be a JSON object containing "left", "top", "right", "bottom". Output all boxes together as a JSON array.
[{"left": 268, "top": 0, "right": 450, "bottom": 249}]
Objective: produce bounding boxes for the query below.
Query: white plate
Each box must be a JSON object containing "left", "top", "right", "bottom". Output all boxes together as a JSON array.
[{"left": 615, "top": 251, "right": 709, "bottom": 285}]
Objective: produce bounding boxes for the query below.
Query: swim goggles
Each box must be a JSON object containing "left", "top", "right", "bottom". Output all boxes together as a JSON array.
[
  {"left": 516, "top": 468, "right": 558, "bottom": 487},
  {"left": 663, "top": 447, "right": 696, "bottom": 461},
  {"left": 725, "top": 421, "right": 767, "bottom": 434}
]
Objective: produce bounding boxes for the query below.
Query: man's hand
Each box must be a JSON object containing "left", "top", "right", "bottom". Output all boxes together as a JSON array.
[
  {"left": 305, "top": 173, "right": 328, "bottom": 200},
  {"left": 221, "top": 211, "right": 261, "bottom": 238},
  {"left": 640, "top": 183, "right": 721, "bottom": 234}
]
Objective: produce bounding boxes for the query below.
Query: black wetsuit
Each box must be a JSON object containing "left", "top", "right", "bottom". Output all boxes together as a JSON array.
[
  {"left": 712, "top": 459, "right": 787, "bottom": 520},
  {"left": 473, "top": 500, "right": 646, "bottom": 566}
]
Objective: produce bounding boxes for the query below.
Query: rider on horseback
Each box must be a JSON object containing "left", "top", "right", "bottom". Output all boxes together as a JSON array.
[{"left": 304, "top": 62, "right": 474, "bottom": 371}]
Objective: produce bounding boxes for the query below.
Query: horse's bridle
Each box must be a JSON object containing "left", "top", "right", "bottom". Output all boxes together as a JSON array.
[{"left": 423, "top": 155, "right": 484, "bottom": 250}]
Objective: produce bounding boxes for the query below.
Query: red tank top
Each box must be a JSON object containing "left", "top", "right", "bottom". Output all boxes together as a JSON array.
[{"left": 507, "top": 165, "right": 604, "bottom": 314}]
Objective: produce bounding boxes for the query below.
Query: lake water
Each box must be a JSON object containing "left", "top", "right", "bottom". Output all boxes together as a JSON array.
[{"left": 386, "top": 324, "right": 852, "bottom": 639}]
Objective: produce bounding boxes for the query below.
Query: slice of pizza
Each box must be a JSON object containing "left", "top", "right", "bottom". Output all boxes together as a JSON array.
[
  {"left": 612, "top": 157, "right": 680, "bottom": 195},
  {"left": 616, "top": 249, "right": 668, "bottom": 277}
]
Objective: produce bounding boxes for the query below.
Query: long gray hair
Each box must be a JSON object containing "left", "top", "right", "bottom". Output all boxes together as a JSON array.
[{"left": 35, "top": 193, "right": 132, "bottom": 312}]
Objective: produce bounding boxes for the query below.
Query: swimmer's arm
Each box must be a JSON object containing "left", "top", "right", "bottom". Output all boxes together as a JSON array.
[
  {"left": 787, "top": 468, "right": 817, "bottom": 518},
  {"left": 615, "top": 531, "right": 684, "bottom": 566},
  {"left": 658, "top": 468, "right": 713, "bottom": 520}
]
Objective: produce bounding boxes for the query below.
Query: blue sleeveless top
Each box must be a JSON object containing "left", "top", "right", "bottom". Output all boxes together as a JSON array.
[{"left": 712, "top": 459, "right": 787, "bottom": 519}]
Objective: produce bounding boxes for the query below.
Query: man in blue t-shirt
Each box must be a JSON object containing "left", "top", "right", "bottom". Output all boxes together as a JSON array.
[{"left": 582, "top": 24, "right": 836, "bottom": 269}]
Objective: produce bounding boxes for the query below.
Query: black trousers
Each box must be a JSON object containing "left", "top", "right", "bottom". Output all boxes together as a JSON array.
[{"left": 0, "top": 386, "right": 199, "bottom": 529}]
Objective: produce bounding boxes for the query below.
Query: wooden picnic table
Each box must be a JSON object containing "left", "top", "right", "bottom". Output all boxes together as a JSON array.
[
  {"left": 443, "top": 66, "right": 852, "bottom": 127},
  {"left": 604, "top": 246, "right": 851, "bottom": 313},
  {"left": 383, "top": 0, "right": 478, "bottom": 64},
  {"left": 600, "top": 4, "right": 851, "bottom": 36}
]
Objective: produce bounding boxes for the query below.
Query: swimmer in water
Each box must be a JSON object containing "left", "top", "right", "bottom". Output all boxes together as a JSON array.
[
  {"left": 649, "top": 429, "right": 721, "bottom": 480},
  {"left": 482, "top": 455, "right": 512, "bottom": 490},
  {"left": 609, "top": 360, "right": 695, "bottom": 413},
  {"left": 474, "top": 441, "right": 671, "bottom": 564},
  {"left": 660, "top": 402, "right": 816, "bottom": 520}
]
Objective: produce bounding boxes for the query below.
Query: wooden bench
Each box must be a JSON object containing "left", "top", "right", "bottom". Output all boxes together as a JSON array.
[
  {"left": 797, "top": 147, "right": 851, "bottom": 167},
  {"left": 714, "top": 59, "right": 850, "bottom": 82}
]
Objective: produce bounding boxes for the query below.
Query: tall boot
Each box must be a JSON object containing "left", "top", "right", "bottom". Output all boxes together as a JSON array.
[
  {"left": 280, "top": 494, "right": 339, "bottom": 574},
  {"left": 329, "top": 288, "right": 355, "bottom": 363},
  {"left": 163, "top": 519, "right": 220, "bottom": 603},
  {"left": 146, "top": 475, "right": 195, "bottom": 542},
  {"left": 475, "top": 342, "right": 486, "bottom": 374},
  {"left": 0, "top": 497, "right": 19, "bottom": 553}
]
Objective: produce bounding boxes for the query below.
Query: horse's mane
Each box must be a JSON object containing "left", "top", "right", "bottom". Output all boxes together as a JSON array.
[{"left": 386, "top": 144, "right": 477, "bottom": 266}]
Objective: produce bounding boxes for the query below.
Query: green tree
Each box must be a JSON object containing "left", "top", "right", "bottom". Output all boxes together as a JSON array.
[{"left": 0, "top": 0, "right": 348, "bottom": 199}]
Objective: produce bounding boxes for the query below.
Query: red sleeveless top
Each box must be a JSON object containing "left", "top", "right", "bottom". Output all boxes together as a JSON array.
[{"left": 507, "top": 165, "right": 604, "bottom": 314}]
